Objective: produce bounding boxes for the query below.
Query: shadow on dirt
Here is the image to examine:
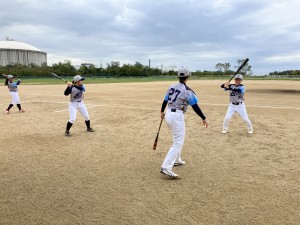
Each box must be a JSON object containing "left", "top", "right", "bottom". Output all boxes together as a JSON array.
[{"left": 248, "top": 89, "right": 300, "bottom": 95}]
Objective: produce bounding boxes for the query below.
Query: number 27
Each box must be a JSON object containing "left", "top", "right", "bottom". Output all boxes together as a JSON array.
[{"left": 168, "top": 88, "right": 181, "bottom": 102}]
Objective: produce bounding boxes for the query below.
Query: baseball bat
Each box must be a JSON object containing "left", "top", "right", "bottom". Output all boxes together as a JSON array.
[
  {"left": 228, "top": 58, "right": 249, "bottom": 82},
  {"left": 153, "top": 118, "right": 164, "bottom": 150},
  {"left": 51, "top": 73, "right": 69, "bottom": 83}
]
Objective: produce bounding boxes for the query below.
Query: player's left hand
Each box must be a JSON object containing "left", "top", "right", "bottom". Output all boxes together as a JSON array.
[
  {"left": 160, "top": 112, "right": 165, "bottom": 119},
  {"left": 202, "top": 119, "right": 208, "bottom": 128}
]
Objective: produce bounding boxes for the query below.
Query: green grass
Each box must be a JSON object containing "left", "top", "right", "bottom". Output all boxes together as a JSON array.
[{"left": 1, "top": 76, "right": 300, "bottom": 85}]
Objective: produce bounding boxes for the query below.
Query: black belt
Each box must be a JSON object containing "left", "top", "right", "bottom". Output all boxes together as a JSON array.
[
  {"left": 231, "top": 102, "right": 243, "bottom": 105},
  {"left": 171, "top": 109, "right": 176, "bottom": 112}
]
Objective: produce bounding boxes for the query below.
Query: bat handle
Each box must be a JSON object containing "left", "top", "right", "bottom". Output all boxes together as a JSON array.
[{"left": 153, "top": 143, "right": 157, "bottom": 150}]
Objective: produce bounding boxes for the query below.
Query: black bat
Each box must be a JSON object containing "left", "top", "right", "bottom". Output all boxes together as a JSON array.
[
  {"left": 153, "top": 118, "right": 164, "bottom": 150},
  {"left": 51, "top": 73, "right": 68, "bottom": 83},
  {"left": 228, "top": 58, "right": 249, "bottom": 82}
]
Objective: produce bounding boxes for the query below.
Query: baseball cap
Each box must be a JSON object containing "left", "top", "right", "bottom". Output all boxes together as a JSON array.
[
  {"left": 235, "top": 74, "right": 243, "bottom": 80},
  {"left": 7, "top": 75, "right": 14, "bottom": 79},
  {"left": 73, "top": 75, "right": 85, "bottom": 83},
  {"left": 177, "top": 68, "right": 190, "bottom": 77}
]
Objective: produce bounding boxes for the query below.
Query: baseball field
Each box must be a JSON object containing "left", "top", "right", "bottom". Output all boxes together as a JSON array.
[{"left": 0, "top": 79, "right": 299, "bottom": 225}]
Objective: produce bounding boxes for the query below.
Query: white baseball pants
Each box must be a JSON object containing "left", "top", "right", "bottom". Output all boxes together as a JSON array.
[
  {"left": 161, "top": 108, "right": 185, "bottom": 170},
  {"left": 223, "top": 102, "right": 252, "bottom": 131},
  {"left": 69, "top": 101, "right": 90, "bottom": 123},
  {"left": 10, "top": 92, "right": 20, "bottom": 105}
]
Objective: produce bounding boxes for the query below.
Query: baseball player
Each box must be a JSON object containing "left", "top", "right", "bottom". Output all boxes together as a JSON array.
[
  {"left": 2, "top": 74, "right": 25, "bottom": 114},
  {"left": 64, "top": 75, "right": 94, "bottom": 136},
  {"left": 160, "top": 68, "right": 208, "bottom": 179},
  {"left": 221, "top": 74, "right": 253, "bottom": 134}
]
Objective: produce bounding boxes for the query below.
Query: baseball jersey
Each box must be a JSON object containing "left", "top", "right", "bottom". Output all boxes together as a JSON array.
[
  {"left": 64, "top": 85, "right": 86, "bottom": 102},
  {"left": 7, "top": 80, "right": 20, "bottom": 92},
  {"left": 164, "top": 82, "right": 198, "bottom": 112},
  {"left": 221, "top": 84, "right": 245, "bottom": 103}
]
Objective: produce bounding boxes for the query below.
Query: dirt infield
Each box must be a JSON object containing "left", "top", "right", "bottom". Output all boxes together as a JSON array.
[{"left": 0, "top": 80, "right": 299, "bottom": 225}]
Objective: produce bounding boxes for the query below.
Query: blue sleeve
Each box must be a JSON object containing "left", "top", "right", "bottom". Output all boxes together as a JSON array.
[
  {"left": 164, "top": 89, "right": 169, "bottom": 101},
  {"left": 82, "top": 85, "right": 86, "bottom": 92},
  {"left": 187, "top": 91, "right": 198, "bottom": 106},
  {"left": 239, "top": 86, "right": 245, "bottom": 94},
  {"left": 16, "top": 80, "right": 21, "bottom": 85}
]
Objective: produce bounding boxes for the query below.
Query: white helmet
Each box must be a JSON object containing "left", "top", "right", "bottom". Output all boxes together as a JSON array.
[
  {"left": 177, "top": 68, "right": 190, "bottom": 77},
  {"left": 73, "top": 75, "right": 85, "bottom": 83},
  {"left": 235, "top": 74, "right": 243, "bottom": 80},
  {"left": 7, "top": 75, "right": 14, "bottom": 79}
]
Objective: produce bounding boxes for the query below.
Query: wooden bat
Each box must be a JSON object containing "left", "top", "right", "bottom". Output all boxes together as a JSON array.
[
  {"left": 153, "top": 118, "right": 164, "bottom": 150},
  {"left": 228, "top": 58, "right": 249, "bottom": 82},
  {"left": 51, "top": 73, "right": 69, "bottom": 83}
]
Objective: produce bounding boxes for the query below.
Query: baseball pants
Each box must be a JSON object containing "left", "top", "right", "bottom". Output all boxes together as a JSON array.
[
  {"left": 10, "top": 92, "right": 21, "bottom": 105},
  {"left": 69, "top": 101, "right": 90, "bottom": 123},
  {"left": 161, "top": 108, "right": 185, "bottom": 170},
  {"left": 223, "top": 102, "right": 252, "bottom": 131}
]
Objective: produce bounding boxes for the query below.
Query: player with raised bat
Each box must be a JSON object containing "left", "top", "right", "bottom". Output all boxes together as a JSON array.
[
  {"left": 159, "top": 68, "right": 208, "bottom": 179},
  {"left": 220, "top": 58, "right": 253, "bottom": 134}
]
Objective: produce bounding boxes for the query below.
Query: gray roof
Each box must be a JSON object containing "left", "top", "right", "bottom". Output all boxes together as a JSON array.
[{"left": 0, "top": 40, "right": 42, "bottom": 51}]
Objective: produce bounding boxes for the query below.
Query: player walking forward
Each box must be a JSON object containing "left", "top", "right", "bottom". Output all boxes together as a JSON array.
[
  {"left": 160, "top": 68, "right": 208, "bottom": 179},
  {"left": 221, "top": 74, "right": 253, "bottom": 134},
  {"left": 64, "top": 75, "right": 94, "bottom": 136},
  {"left": 2, "top": 74, "right": 25, "bottom": 114}
]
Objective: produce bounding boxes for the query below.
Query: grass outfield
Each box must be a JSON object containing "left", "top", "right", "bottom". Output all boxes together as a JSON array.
[{"left": 1, "top": 76, "right": 300, "bottom": 85}]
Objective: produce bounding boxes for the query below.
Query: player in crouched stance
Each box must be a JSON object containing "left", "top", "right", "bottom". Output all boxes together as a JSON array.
[
  {"left": 160, "top": 68, "right": 208, "bottom": 179},
  {"left": 221, "top": 74, "right": 253, "bottom": 134},
  {"left": 64, "top": 75, "right": 94, "bottom": 136}
]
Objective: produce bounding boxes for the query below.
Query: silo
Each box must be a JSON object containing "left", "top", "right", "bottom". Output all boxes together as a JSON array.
[{"left": 0, "top": 39, "right": 47, "bottom": 66}]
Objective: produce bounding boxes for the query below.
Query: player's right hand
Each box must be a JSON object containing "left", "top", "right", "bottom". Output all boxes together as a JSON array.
[
  {"left": 160, "top": 112, "right": 165, "bottom": 119},
  {"left": 202, "top": 119, "right": 208, "bottom": 128},
  {"left": 67, "top": 82, "right": 72, "bottom": 86}
]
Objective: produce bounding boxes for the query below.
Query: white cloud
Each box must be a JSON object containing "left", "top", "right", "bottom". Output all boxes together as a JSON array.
[{"left": 1, "top": 0, "right": 300, "bottom": 74}]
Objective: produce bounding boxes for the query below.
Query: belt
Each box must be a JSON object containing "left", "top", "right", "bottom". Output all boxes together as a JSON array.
[
  {"left": 171, "top": 109, "right": 177, "bottom": 112},
  {"left": 231, "top": 102, "right": 243, "bottom": 105}
]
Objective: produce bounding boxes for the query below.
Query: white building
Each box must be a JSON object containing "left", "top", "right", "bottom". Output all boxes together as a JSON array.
[{"left": 0, "top": 39, "right": 47, "bottom": 67}]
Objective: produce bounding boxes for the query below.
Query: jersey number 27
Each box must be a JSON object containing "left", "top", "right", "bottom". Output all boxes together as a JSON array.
[{"left": 168, "top": 88, "right": 181, "bottom": 102}]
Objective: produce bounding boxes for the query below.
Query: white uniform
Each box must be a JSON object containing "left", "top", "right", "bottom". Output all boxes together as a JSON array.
[
  {"left": 66, "top": 85, "right": 90, "bottom": 123},
  {"left": 221, "top": 83, "right": 253, "bottom": 132},
  {"left": 64, "top": 79, "right": 93, "bottom": 136},
  {"left": 161, "top": 82, "right": 201, "bottom": 170},
  {"left": 8, "top": 80, "right": 21, "bottom": 104}
]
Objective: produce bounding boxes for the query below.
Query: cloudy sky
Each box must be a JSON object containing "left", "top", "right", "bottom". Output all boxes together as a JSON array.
[{"left": 1, "top": 0, "right": 300, "bottom": 74}]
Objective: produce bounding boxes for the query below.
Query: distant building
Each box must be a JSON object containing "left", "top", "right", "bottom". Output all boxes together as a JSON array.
[
  {"left": 162, "top": 65, "right": 177, "bottom": 72},
  {"left": 0, "top": 39, "right": 47, "bottom": 67}
]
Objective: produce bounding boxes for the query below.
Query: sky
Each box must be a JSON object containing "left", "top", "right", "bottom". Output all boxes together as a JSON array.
[{"left": 1, "top": 0, "right": 300, "bottom": 75}]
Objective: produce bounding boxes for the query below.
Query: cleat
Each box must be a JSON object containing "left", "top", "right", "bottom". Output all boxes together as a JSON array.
[
  {"left": 65, "top": 131, "right": 70, "bottom": 136},
  {"left": 5, "top": 110, "right": 9, "bottom": 114},
  {"left": 19, "top": 109, "right": 25, "bottom": 113},
  {"left": 248, "top": 129, "right": 254, "bottom": 134},
  {"left": 160, "top": 168, "right": 179, "bottom": 179},
  {"left": 222, "top": 129, "right": 228, "bottom": 134},
  {"left": 87, "top": 128, "right": 94, "bottom": 132},
  {"left": 174, "top": 161, "right": 186, "bottom": 166}
]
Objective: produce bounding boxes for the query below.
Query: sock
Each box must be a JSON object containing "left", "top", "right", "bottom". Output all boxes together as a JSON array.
[
  {"left": 7, "top": 104, "right": 13, "bottom": 111},
  {"left": 17, "top": 104, "right": 22, "bottom": 110},
  {"left": 66, "top": 121, "right": 73, "bottom": 131},
  {"left": 85, "top": 120, "right": 91, "bottom": 129}
]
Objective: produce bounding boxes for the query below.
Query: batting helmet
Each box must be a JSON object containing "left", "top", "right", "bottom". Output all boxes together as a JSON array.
[
  {"left": 178, "top": 68, "right": 190, "bottom": 77},
  {"left": 7, "top": 75, "right": 14, "bottom": 79},
  {"left": 73, "top": 75, "right": 85, "bottom": 83},
  {"left": 235, "top": 74, "right": 243, "bottom": 80}
]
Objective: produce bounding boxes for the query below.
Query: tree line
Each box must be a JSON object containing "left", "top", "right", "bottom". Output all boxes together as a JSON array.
[{"left": 3, "top": 58, "right": 296, "bottom": 77}]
